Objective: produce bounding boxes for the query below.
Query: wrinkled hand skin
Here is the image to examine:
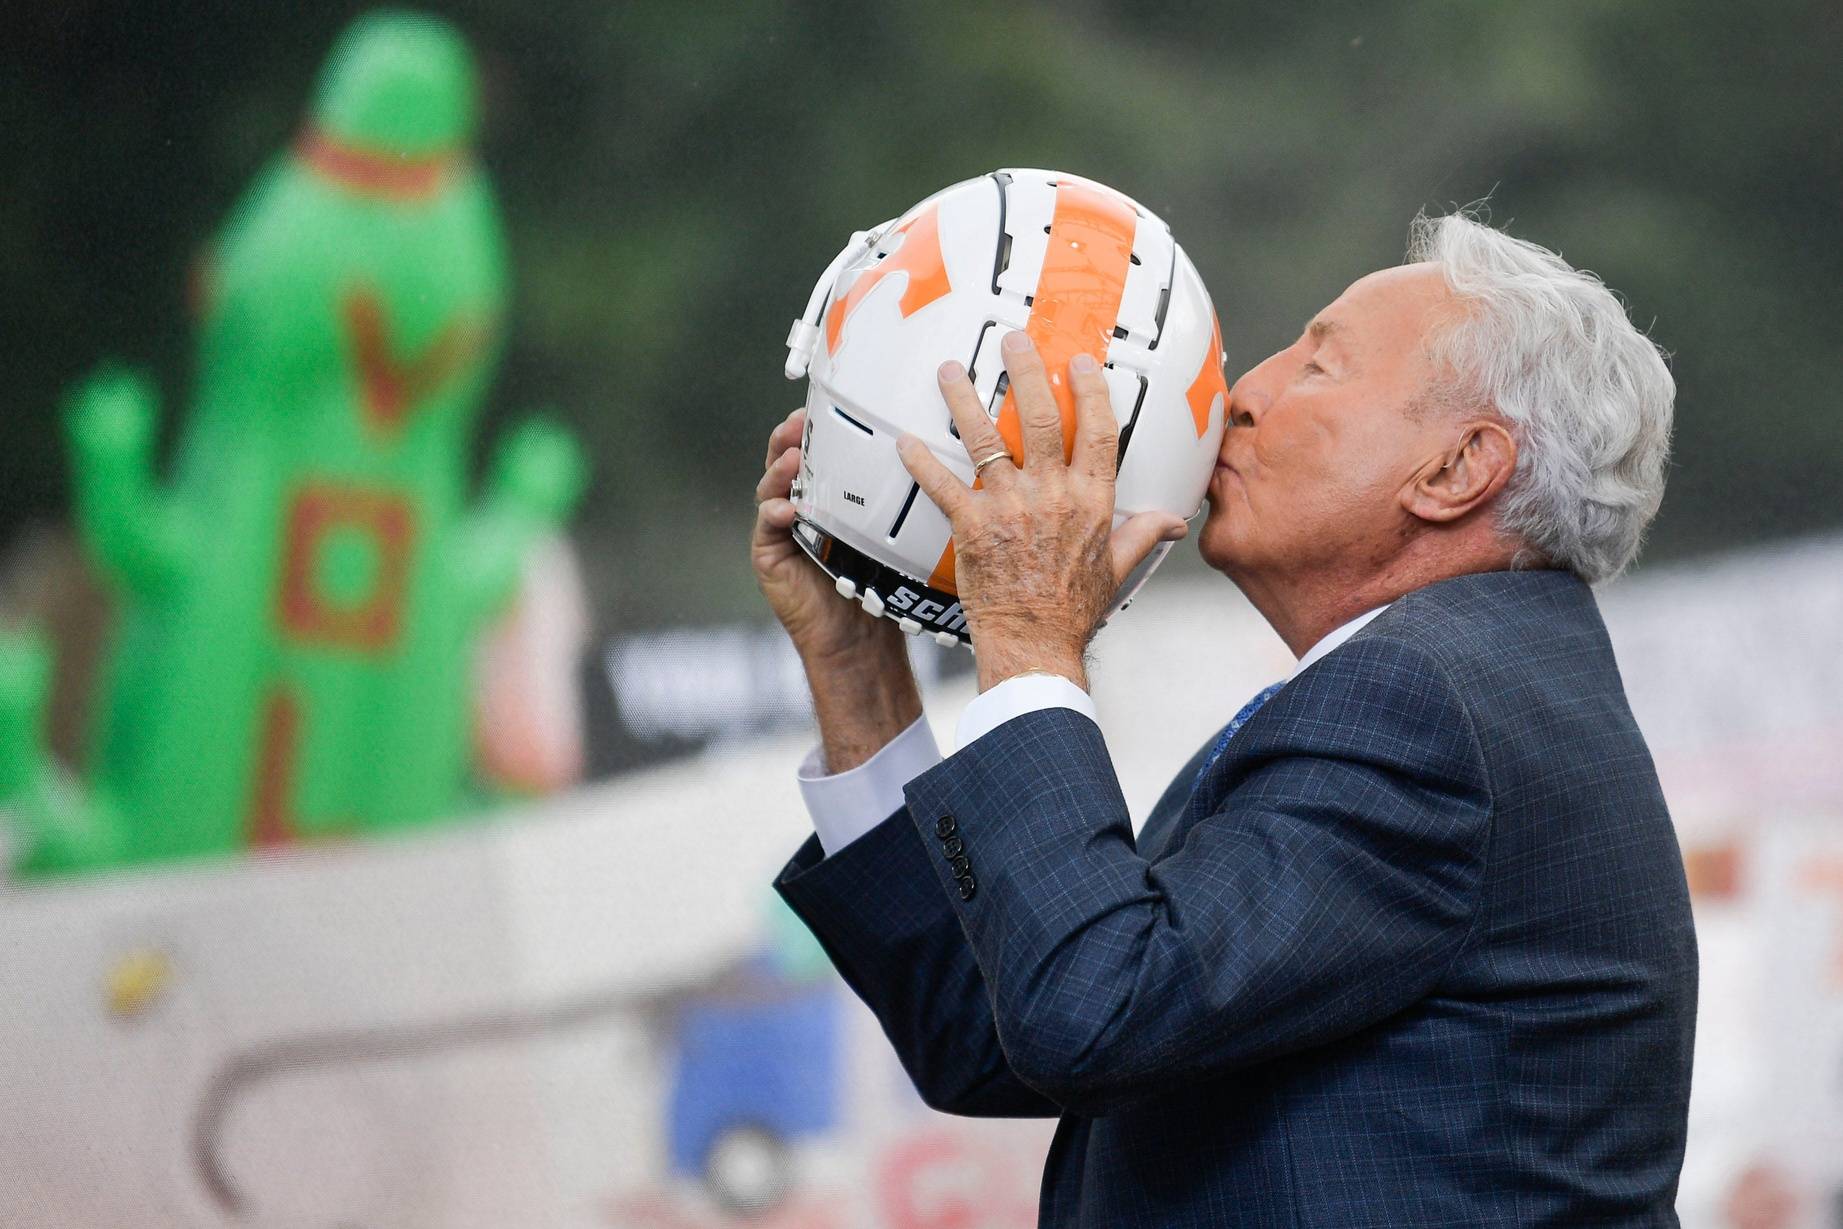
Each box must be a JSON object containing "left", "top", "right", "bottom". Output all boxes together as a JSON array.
[
  {"left": 751, "top": 406, "right": 901, "bottom": 662},
  {"left": 946, "top": 464, "right": 1119, "bottom": 688},
  {"left": 897, "top": 332, "right": 1187, "bottom": 694},
  {"left": 752, "top": 404, "right": 922, "bottom": 773}
]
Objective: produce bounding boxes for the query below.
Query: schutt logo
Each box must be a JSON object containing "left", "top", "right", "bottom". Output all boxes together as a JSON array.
[{"left": 885, "top": 586, "right": 967, "bottom": 633}]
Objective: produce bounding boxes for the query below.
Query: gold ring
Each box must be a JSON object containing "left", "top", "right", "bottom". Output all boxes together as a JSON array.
[{"left": 971, "top": 449, "right": 1012, "bottom": 476}]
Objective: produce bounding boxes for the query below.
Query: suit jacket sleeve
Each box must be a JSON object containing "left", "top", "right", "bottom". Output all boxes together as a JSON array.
[
  {"left": 898, "top": 636, "right": 1494, "bottom": 1118},
  {"left": 773, "top": 799, "right": 1062, "bottom": 1118}
]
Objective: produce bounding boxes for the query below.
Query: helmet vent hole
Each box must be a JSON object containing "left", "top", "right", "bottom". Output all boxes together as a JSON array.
[
  {"left": 1112, "top": 326, "right": 1128, "bottom": 340},
  {"left": 1148, "top": 282, "right": 1171, "bottom": 350},
  {"left": 988, "top": 372, "right": 1011, "bottom": 416},
  {"left": 1147, "top": 244, "right": 1178, "bottom": 350},
  {"left": 1115, "top": 373, "right": 1150, "bottom": 469},
  {"left": 1129, "top": 253, "right": 1142, "bottom": 266},
  {"left": 831, "top": 405, "right": 874, "bottom": 435},
  {"left": 989, "top": 173, "right": 1013, "bottom": 294},
  {"left": 966, "top": 320, "right": 997, "bottom": 387},
  {"left": 888, "top": 482, "right": 921, "bottom": 539}
]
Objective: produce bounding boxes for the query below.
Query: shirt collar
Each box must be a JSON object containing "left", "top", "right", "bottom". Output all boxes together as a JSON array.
[{"left": 1287, "top": 604, "right": 1391, "bottom": 681}]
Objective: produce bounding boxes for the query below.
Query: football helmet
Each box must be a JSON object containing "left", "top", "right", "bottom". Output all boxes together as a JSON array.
[{"left": 783, "top": 168, "right": 1228, "bottom": 648}]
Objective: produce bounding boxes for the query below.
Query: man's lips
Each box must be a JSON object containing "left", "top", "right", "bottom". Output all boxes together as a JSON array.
[{"left": 1206, "top": 459, "right": 1237, "bottom": 506}]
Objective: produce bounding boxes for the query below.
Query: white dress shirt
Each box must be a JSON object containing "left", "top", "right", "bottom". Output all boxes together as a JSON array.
[{"left": 797, "top": 603, "right": 1392, "bottom": 856}]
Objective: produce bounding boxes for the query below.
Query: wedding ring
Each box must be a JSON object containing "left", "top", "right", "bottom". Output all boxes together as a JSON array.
[{"left": 971, "top": 449, "right": 1012, "bottom": 476}]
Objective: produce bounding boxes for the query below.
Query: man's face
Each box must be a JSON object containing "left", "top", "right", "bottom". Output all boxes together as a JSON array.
[{"left": 1198, "top": 263, "right": 1462, "bottom": 581}]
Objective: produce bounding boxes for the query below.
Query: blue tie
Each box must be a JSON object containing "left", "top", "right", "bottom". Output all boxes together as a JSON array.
[{"left": 1185, "top": 681, "right": 1285, "bottom": 822}]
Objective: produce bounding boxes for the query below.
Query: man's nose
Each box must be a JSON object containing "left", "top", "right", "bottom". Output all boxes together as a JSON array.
[{"left": 1225, "top": 371, "right": 1265, "bottom": 430}]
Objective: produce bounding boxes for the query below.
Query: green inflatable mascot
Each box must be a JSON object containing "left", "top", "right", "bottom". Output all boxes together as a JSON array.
[{"left": 4, "top": 11, "right": 585, "bottom": 875}]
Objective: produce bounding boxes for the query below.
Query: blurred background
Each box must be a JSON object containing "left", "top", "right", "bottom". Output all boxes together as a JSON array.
[{"left": 0, "top": 2, "right": 1838, "bottom": 1226}]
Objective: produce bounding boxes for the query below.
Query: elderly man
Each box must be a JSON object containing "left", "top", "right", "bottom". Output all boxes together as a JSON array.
[{"left": 753, "top": 211, "right": 1696, "bottom": 1226}]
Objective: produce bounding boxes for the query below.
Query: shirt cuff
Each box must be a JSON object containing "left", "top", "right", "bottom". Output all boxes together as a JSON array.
[
  {"left": 954, "top": 671, "right": 1098, "bottom": 752},
  {"left": 797, "top": 715, "right": 943, "bottom": 856}
]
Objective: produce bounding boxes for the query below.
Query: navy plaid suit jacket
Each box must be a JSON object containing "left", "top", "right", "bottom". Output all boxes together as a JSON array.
[{"left": 773, "top": 568, "right": 1697, "bottom": 1227}]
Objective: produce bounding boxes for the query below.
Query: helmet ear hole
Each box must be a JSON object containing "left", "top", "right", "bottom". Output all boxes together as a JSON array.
[{"left": 784, "top": 168, "right": 1226, "bottom": 647}]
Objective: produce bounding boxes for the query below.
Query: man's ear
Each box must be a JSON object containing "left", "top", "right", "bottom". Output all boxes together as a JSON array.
[{"left": 1400, "top": 420, "right": 1517, "bottom": 524}]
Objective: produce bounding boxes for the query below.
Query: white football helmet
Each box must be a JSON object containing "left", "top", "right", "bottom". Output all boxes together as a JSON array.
[{"left": 783, "top": 168, "right": 1228, "bottom": 648}]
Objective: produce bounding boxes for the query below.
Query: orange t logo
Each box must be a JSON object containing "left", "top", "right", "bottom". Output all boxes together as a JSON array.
[
  {"left": 1186, "top": 310, "right": 1228, "bottom": 440},
  {"left": 824, "top": 208, "right": 952, "bottom": 356}
]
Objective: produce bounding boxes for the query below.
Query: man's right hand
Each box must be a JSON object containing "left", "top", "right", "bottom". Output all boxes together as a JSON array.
[
  {"left": 753, "top": 407, "right": 882, "bottom": 659},
  {"left": 752, "top": 406, "right": 923, "bottom": 773}
]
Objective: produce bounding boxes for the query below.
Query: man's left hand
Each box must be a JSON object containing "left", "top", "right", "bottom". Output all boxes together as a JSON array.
[{"left": 897, "top": 331, "right": 1188, "bottom": 693}]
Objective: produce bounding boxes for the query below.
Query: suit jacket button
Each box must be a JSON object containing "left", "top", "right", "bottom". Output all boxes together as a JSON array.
[
  {"left": 949, "top": 854, "right": 970, "bottom": 877},
  {"left": 941, "top": 834, "right": 964, "bottom": 858},
  {"left": 957, "top": 874, "right": 977, "bottom": 901},
  {"left": 935, "top": 814, "right": 957, "bottom": 838}
]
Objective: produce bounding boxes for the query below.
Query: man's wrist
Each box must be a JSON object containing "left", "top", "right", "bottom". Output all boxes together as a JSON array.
[
  {"left": 973, "top": 632, "right": 1087, "bottom": 694},
  {"left": 956, "top": 669, "right": 1099, "bottom": 751},
  {"left": 802, "top": 621, "right": 923, "bottom": 775},
  {"left": 791, "top": 606, "right": 899, "bottom": 670},
  {"left": 801, "top": 614, "right": 908, "bottom": 684}
]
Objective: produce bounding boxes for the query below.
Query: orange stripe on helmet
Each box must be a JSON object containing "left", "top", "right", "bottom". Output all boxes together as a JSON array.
[
  {"left": 928, "top": 532, "right": 959, "bottom": 594},
  {"left": 929, "top": 181, "right": 1137, "bottom": 596},
  {"left": 1186, "top": 309, "right": 1228, "bottom": 438},
  {"left": 825, "top": 207, "right": 953, "bottom": 356}
]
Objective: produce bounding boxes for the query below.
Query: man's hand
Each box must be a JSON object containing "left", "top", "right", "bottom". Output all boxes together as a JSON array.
[
  {"left": 753, "top": 407, "right": 880, "bottom": 660},
  {"left": 897, "top": 332, "right": 1187, "bottom": 693},
  {"left": 753, "top": 407, "right": 921, "bottom": 772}
]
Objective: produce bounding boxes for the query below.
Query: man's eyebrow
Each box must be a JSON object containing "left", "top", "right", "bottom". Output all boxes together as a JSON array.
[{"left": 1304, "top": 318, "right": 1361, "bottom": 374}]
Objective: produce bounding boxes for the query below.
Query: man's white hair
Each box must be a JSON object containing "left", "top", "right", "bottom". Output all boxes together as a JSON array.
[{"left": 1407, "top": 210, "right": 1674, "bottom": 584}]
